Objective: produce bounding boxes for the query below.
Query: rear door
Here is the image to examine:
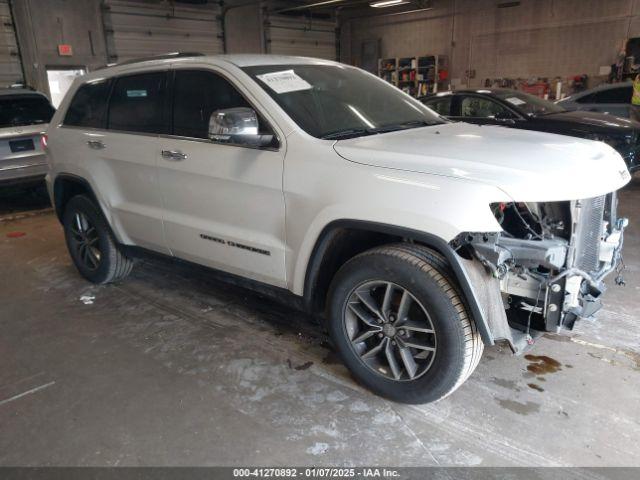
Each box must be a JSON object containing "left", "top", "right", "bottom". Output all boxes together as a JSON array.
[
  {"left": 156, "top": 67, "right": 287, "bottom": 286},
  {"left": 58, "top": 71, "right": 169, "bottom": 253}
]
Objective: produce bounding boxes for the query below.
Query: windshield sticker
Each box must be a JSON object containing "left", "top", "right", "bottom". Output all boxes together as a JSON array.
[
  {"left": 256, "top": 70, "right": 312, "bottom": 94},
  {"left": 505, "top": 96, "right": 526, "bottom": 106}
]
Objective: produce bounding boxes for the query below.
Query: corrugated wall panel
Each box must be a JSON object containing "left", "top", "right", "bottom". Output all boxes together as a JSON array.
[
  {"left": 266, "top": 15, "right": 336, "bottom": 60},
  {"left": 102, "top": 0, "right": 223, "bottom": 63},
  {"left": 0, "top": 0, "right": 23, "bottom": 88}
]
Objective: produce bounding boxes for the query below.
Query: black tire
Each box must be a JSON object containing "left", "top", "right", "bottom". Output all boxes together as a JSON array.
[
  {"left": 326, "top": 243, "right": 483, "bottom": 404},
  {"left": 62, "top": 195, "right": 133, "bottom": 284}
]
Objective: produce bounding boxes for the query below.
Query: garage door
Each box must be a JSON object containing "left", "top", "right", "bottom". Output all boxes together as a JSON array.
[
  {"left": 265, "top": 14, "right": 336, "bottom": 60},
  {"left": 102, "top": 0, "right": 223, "bottom": 64},
  {"left": 0, "top": 0, "right": 23, "bottom": 88}
]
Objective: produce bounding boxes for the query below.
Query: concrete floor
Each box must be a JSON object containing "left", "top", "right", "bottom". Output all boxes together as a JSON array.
[{"left": 1, "top": 179, "right": 639, "bottom": 467}]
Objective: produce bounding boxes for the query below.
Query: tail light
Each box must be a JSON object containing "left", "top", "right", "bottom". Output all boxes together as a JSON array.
[{"left": 41, "top": 134, "right": 48, "bottom": 150}]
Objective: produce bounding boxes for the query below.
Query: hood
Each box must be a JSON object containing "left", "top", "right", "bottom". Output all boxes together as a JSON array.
[
  {"left": 333, "top": 122, "right": 631, "bottom": 202},
  {"left": 0, "top": 123, "right": 48, "bottom": 140},
  {"left": 539, "top": 110, "right": 639, "bottom": 132}
]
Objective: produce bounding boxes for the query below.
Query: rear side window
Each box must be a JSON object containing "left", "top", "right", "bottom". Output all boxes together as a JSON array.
[
  {"left": 0, "top": 95, "right": 54, "bottom": 128},
  {"left": 108, "top": 73, "right": 166, "bottom": 134},
  {"left": 64, "top": 79, "right": 111, "bottom": 128},
  {"left": 172, "top": 70, "right": 251, "bottom": 139}
]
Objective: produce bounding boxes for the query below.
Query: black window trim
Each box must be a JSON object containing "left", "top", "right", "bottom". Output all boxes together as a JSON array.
[
  {"left": 60, "top": 69, "right": 170, "bottom": 138},
  {"left": 161, "top": 66, "right": 282, "bottom": 152},
  {"left": 59, "top": 67, "right": 282, "bottom": 150}
]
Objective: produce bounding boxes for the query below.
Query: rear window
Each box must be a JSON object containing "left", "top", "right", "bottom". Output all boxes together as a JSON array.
[
  {"left": 107, "top": 73, "right": 167, "bottom": 134},
  {"left": 0, "top": 94, "right": 54, "bottom": 128},
  {"left": 64, "top": 79, "right": 112, "bottom": 128}
]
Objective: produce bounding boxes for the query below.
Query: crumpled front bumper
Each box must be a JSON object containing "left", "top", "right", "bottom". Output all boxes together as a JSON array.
[{"left": 458, "top": 216, "right": 628, "bottom": 351}]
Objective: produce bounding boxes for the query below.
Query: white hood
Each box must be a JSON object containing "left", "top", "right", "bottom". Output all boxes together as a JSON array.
[{"left": 333, "top": 122, "right": 631, "bottom": 202}]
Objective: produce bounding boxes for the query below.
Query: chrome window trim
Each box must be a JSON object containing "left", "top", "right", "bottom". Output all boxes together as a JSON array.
[
  {"left": 58, "top": 124, "right": 160, "bottom": 139},
  {"left": 157, "top": 133, "right": 281, "bottom": 153},
  {"left": 57, "top": 125, "right": 280, "bottom": 152}
]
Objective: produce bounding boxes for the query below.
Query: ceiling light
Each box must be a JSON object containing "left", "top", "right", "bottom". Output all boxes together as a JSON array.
[{"left": 370, "top": 0, "right": 409, "bottom": 8}]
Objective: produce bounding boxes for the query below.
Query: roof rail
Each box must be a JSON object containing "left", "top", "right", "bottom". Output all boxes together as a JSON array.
[{"left": 104, "top": 52, "right": 206, "bottom": 68}]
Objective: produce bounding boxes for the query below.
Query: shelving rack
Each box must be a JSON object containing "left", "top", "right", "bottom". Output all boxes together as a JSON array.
[
  {"left": 377, "top": 55, "right": 449, "bottom": 97},
  {"left": 378, "top": 58, "right": 398, "bottom": 85}
]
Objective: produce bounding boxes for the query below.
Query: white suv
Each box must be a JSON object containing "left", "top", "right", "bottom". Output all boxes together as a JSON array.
[{"left": 45, "top": 54, "right": 630, "bottom": 404}]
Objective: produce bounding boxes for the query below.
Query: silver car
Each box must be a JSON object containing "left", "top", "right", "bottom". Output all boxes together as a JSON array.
[
  {"left": 0, "top": 88, "right": 54, "bottom": 186},
  {"left": 557, "top": 82, "right": 633, "bottom": 118}
]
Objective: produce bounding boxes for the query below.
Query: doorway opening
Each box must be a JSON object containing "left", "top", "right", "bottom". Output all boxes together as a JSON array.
[{"left": 46, "top": 68, "right": 86, "bottom": 108}]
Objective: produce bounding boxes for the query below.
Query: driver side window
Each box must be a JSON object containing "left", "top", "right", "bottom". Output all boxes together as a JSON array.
[
  {"left": 172, "top": 70, "right": 270, "bottom": 139},
  {"left": 460, "top": 96, "right": 514, "bottom": 119}
]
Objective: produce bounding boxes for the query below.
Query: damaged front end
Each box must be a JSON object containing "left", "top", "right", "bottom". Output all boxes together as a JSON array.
[{"left": 453, "top": 194, "right": 627, "bottom": 352}]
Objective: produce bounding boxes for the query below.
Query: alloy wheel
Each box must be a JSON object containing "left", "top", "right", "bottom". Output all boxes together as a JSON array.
[
  {"left": 343, "top": 280, "right": 437, "bottom": 381},
  {"left": 69, "top": 212, "right": 101, "bottom": 271}
]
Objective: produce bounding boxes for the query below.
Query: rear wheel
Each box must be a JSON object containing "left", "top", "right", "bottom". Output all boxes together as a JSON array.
[
  {"left": 62, "top": 195, "right": 133, "bottom": 284},
  {"left": 326, "top": 244, "right": 483, "bottom": 404}
]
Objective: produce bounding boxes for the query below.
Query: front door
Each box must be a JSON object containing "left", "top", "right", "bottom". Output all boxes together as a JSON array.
[
  {"left": 450, "top": 94, "right": 520, "bottom": 126},
  {"left": 157, "top": 68, "right": 287, "bottom": 287}
]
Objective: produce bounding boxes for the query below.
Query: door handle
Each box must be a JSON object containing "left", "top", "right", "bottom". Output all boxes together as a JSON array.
[
  {"left": 161, "top": 149, "right": 187, "bottom": 161},
  {"left": 87, "top": 140, "right": 105, "bottom": 149}
]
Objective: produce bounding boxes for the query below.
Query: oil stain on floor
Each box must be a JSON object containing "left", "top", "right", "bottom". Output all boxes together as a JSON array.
[{"left": 524, "top": 355, "right": 562, "bottom": 375}]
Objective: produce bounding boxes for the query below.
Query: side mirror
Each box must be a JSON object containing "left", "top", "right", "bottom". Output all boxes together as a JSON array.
[{"left": 208, "top": 107, "right": 275, "bottom": 148}]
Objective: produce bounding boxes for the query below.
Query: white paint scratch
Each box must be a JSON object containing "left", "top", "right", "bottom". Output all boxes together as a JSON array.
[{"left": 0, "top": 381, "right": 56, "bottom": 406}]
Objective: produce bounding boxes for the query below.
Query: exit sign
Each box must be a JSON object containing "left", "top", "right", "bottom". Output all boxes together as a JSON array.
[{"left": 57, "top": 44, "right": 73, "bottom": 56}]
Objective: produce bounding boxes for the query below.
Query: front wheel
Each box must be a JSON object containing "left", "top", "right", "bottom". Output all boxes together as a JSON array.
[{"left": 326, "top": 244, "right": 483, "bottom": 404}]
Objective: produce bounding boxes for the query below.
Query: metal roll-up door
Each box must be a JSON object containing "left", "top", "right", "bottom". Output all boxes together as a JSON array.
[
  {"left": 265, "top": 15, "right": 336, "bottom": 61},
  {"left": 102, "top": 0, "right": 224, "bottom": 64},
  {"left": 0, "top": 0, "right": 23, "bottom": 88}
]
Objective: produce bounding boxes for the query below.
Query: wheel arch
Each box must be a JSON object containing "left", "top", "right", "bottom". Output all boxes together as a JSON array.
[
  {"left": 53, "top": 173, "right": 105, "bottom": 223},
  {"left": 303, "top": 219, "right": 495, "bottom": 346}
]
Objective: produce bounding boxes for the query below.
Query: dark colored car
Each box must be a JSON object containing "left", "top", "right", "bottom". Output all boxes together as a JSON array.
[{"left": 420, "top": 89, "right": 640, "bottom": 173}]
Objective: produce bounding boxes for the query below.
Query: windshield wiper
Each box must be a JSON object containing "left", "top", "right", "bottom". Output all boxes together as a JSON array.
[
  {"left": 321, "top": 120, "right": 433, "bottom": 140},
  {"left": 368, "top": 120, "right": 432, "bottom": 134},
  {"left": 321, "top": 128, "right": 372, "bottom": 140}
]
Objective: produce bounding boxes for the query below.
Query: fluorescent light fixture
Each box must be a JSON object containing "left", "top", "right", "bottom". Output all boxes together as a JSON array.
[{"left": 370, "top": 0, "right": 408, "bottom": 8}]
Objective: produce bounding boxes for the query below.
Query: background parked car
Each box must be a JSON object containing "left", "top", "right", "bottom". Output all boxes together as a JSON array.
[
  {"left": 421, "top": 88, "right": 640, "bottom": 173},
  {"left": 557, "top": 82, "right": 633, "bottom": 118},
  {"left": 0, "top": 88, "right": 55, "bottom": 187}
]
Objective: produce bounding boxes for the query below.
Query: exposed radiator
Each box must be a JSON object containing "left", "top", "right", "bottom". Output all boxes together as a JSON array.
[{"left": 574, "top": 195, "right": 606, "bottom": 273}]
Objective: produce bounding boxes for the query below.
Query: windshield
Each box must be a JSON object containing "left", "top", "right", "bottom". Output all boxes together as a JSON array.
[
  {"left": 0, "top": 94, "right": 55, "bottom": 128},
  {"left": 242, "top": 64, "right": 444, "bottom": 139},
  {"left": 492, "top": 90, "right": 565, "bottom": 116}
]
